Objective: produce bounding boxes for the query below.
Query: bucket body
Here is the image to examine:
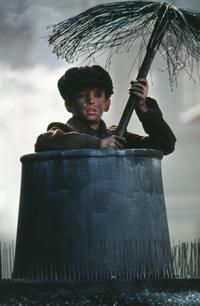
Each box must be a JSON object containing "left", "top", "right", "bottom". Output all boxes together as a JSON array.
[{"left": 13, "top": 149, "right": 172, "bottom": 280}]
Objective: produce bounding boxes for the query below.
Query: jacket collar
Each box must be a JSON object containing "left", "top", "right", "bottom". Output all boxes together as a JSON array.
[{"left": 67, "top": 116, "right": 108, "bottom": 137}]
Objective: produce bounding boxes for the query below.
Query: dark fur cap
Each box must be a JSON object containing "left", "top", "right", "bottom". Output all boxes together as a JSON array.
[{"left": 58, "top": 65, "right": 114, "bottom": 100}]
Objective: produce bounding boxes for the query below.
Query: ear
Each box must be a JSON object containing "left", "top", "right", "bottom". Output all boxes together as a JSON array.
[
  {"left": 104, "top": 98, "right": 111, "bottom": 112},
  {"left": 64, "top": 100, "right": 73, "bottom": 113}
]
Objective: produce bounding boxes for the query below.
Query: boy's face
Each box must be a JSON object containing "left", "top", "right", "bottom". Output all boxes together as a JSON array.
[{"left": 65, "top": 86, "right": 111, "bottom": 129}]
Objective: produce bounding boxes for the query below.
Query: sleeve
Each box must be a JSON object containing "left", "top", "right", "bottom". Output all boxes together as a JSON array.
[
  {"left": 34, "top": 123, "right": 101, "bottom": 152},
  {"left": 125, "top": 98, "right": 176, "bottom": 155}
]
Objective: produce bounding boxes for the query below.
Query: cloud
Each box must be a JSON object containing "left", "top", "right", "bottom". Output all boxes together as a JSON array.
[
  {"left": 0, "top": 0, "right": 96, "bottom": 70},
  {"left": 0, "top": 64, "right": 69, "bottom": 239},
  {"left": 0, "top": 0, "right": 35, "bottom": 69},
  {"left": 0, "top": 0, "right": 200, "bottom": 242},
  {"left": 1, "top": 0, "right": 199, "bottom": 70}
]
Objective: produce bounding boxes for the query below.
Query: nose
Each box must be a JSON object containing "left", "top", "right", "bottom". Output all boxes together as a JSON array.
[{"left": 86, "top": 92, "right": 95, "bottom": 104}]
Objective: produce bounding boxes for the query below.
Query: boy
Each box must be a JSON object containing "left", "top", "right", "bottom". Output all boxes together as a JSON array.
[{"left": 35, "top": 65, "right": 176, "bottom": 154}]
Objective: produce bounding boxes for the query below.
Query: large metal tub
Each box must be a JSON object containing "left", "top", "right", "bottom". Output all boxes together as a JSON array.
[{"left": 13, "top": 149, "right": 172, "bottom": 280}]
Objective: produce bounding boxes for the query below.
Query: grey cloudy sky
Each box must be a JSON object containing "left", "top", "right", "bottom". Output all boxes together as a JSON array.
[{"left": 0, "top": 0, "right": 200, "bottom": 242}]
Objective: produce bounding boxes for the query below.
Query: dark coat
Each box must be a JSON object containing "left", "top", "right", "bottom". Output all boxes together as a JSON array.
[{"left": 35, "top": 98, "right": 176, "bottom": 155}]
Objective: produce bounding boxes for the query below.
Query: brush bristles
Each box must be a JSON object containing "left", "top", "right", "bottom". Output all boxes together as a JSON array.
[
  {"left": 1, "top": 239, "right": 200, "bottom": 280},
  {"left": 47, "top": 1, "right": 200, "bottom": 88},
  {"left": 48, "top": 1, "right": 158, "bottom": 62}
]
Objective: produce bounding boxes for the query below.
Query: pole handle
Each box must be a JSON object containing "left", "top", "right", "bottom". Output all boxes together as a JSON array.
[{"left": 116, "top": 2, "right": 170, "bottom": 137}]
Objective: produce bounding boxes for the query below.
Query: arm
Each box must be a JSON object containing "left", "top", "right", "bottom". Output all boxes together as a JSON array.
[
  {"left": 35, "top": 123, "right": 101, "bottom": 152},
  {"left": 125, "top": 79, "right": 176, "bottom": 155},
  {"left": 125, "top": 98, "right": 176, "bottom": 154},
  {"left": 35, "top": 123, "right": 126, "bottom": 152}
]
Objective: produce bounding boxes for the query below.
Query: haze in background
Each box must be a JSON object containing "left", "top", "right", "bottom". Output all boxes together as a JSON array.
[{"left": 0, "top": 0, "right": 199, "bottom": 242}]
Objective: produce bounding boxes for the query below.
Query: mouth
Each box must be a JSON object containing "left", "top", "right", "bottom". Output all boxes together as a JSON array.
[{"left": 86, "top": 108, "right": 97, "bottom": 115}]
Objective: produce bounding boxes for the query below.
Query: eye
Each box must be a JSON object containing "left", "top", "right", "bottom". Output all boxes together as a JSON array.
[
  {"left": 76, "top": 92, "right": 86, "bottom": 99},
  {"left": 94, "top": 90, "right": 104, "bottom": 98}
]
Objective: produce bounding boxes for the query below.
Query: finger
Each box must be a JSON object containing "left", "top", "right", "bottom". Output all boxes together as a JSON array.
[
  {"left": 129, "top": 89, "right": 144, "bottom": 97},
  {"left": 131, "top": 87, "right": 145, "bottom": 95},
  {"left": 108, "top": 136, "right": 118, "bottom": 148},
  {"left": 114, "top": 140, "right": 124, "bottom": 149},
  {"left": 137, "top": 78, "right": 147, "bottom": 84},
  {"left": 108, "top": 125, "right": 118, "bottom": 133},
  {"left": 114, "top": 136, "right": 127, "bottom": 145},
  {"left": 129, "top": 88, "right": 145, "bottom": 98},
  {"left": 130, "top": 82, "right": 147, "bottom": 95},
  {"left": 108, "top": 138, "right": 121, "bottom": 149},
  {"left": 114, "top": 137, "right": 126, "bottom": 148},
  {"left": 129, "top": 84, "right": 146, "bottom": 95},
  {"left": 106, "top": 141, "right": 115, "bottom": 149},
  {"left": 130, "top": 79, "right": 147, "bottom": 86},
  {"left": 133, "top": 82, "right": 146, "bottom": 90}
]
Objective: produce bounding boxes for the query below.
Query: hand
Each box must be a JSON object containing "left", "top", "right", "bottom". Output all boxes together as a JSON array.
[
  {"left": 107, "top": 124, "right": 118, "bottom": 134},
  {"left": 100, "top": 135, "right": 126, "bottom": 149},
  {"left": 129, "top": 78, "right": 149, "bottom": 113}
]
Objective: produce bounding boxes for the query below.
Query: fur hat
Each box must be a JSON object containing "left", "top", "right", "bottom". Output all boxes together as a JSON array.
[{"left": 58, "top": 65, "right": 114, "bottom": 100}]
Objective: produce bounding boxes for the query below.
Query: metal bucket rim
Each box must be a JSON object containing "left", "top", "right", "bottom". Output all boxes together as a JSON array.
[{"left": 20, "top": 149, "right": 163, "bottom": 162}]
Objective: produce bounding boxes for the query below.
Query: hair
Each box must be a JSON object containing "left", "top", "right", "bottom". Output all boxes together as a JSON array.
[{"left": 57, "top": 65, "right": 114, "bottom": 101}]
